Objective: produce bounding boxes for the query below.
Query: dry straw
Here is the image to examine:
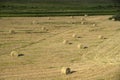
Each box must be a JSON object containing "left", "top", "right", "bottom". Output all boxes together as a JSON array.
[
  {"left": 63, "top": 40, "right": 69, "bottom": 44},
  {"left": 77, "top": 44, "right": 86, "bottom": 49},
  {"left": 81, "top": 21, "right": 85, "bottom": 25},
  {"left": 32, "top": 20, "right": 35, "bottom": 24},
  {"left": 41, "top": 27, "right": 46, "bottom": 31},
  {"left": 48, "top": 17, "right": 51, "bottom": 20},
  {"left": 77, "top": 44, "right": 83, "bottom": 49},
  {"left": 80, "top": 17, "right": 84, "bottom": 21},
  {"left": 92, "top": 23, "right": 96, "bottom": 27},
  {"left": 72, "top": 33, "right": 77, "bottom": 38},
  {"left": 9, "top": 29, "right": 15, "bottom": 34},
  {"left": 84, "top": 14, "right": 88, "bottom": 17},
  {"left": 71, "top": 16, "right": 74, "bottom": 19},
  {"left": 10, "top": 51, "right": 19, "bottom": 57},
  {"left": 112, "top": 18, "right": 115, "bottom": 21},
  {"left": 61, "top": 67, "right": 71, "bottom": 75},
  {"left": 41, "top": 27, "right": 48, "bottom": 32},
  {"left": 98, "top": 35, "right": 104, "bottom": 39}
]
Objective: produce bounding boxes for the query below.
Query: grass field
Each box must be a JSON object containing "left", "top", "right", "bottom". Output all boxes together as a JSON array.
[
  {"left": 0, "top": 15, "right": 120, "bottom": 80},
  {"left": 0, "top": 0, "right": 119, "bottom": 16}
]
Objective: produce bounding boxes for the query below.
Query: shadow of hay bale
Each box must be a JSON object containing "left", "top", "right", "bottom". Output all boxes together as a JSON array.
[{"left": 18, "top": 54, "right": 24, "bottom": 57}]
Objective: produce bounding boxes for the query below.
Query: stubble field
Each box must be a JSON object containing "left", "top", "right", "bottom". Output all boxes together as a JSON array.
[{"left": 0, "top": 16, "right": 120, "bottom": 80}]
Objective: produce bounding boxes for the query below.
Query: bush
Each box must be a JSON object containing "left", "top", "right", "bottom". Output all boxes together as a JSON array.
[{"left": 109, "top": 13, "right": 120, "bottom": 21}]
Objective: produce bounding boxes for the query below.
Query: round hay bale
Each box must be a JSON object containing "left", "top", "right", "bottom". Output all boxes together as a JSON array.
[
  {"left": 9, "top": 29, "right": 16, "bottom": 34},
  {"left": 84, "top": 14, "right": 88, "bottom": 17},
  {"left": 80, "top": 18, "right": 84, "bottom": 21},
  {"left": 63, "top": 40, "right": 68, "bottom": 44},
  {"left": 71, "top": 16, "right": 74, "bottom": 19},
  {"left": 77, "top": 44, "right": 83, "bottom": 49},
  {"left": 81, "top": 21, "right": 85, "bottom": 25},
  {"left": 98, "top": 35, "right": 104, "bottom": 39},
  {"left": 77, "top": 44, "right": 87, "bottom": 49},
  {"left": 41, "top": 27, "right": 48, "bottom": 32},
  {"left": 72, "top": 34, "right": 77, "bottom": 38},
  {"left": 112, "top": 18, "right": 115, "bottom": 21},
  {"left": 48, "top": 17, "right": 51, "bottom": 20},
  {"left": 10, "top": 51, "right": 19, "bottom": 57},
  {"left": 61, "top": 67, "right": 71, "bottom": 75},
  {"left": 32, "top": 20, "right": 35, "bottom": 24},
  {"left": 41, "top": 27, "right": 46, "bottom": 30},
  {"left": 92, "top": 23, "right": 96, "bottom": 27}
]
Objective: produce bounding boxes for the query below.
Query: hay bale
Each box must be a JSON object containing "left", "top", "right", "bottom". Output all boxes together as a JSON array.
[
  {"left": 63, "top": 40, "right": 68, "bottom": 44},
  {"left": 10, "top": 51, "right": 19, "bottom": 57},
  {"left": 77, "top": 44, "right": 87, "bottom": 49},
  {"left": 48, "top": 17, "right": 51, "bottom": 20},
  {"left": 112, "top": 18, "right": 115, "bottom": 21},
  {"left": 77, "top": 44, "right": 83, "bottom": 49},
  {"left": 92, "top": 23, "right": 96, "bottom": 27},
  {"left": 9, "top": 29, "right": 16, "bottom": 34},
  {"left": 41, "top": 27, "right": 48, "bottom": 32},
  {"left": 61, "top": 67, "right": 71, "bottom": 75},
  {"left": 80, "top": 18, "right": 84, "bottom": 21},
  {"left": 84, "top": 14, "right": 88, "bottom": 17},
  {"left": 41, "top": 27, "right": 46, "bottom": 30},
  {"left": 32, "top": 20, "right": 35, "bottom": 24},
  {"left": 72, "top": 34, "right": 77, "bottom": 38},
  {"left": 71, "top": 16, "right": 74, "bottom": 19},
  {"left": 98, "top": 35, "right": 104, "bottom": 39},
  {"left": 81, "top": 21, "right": 85, "bottom": 25}
]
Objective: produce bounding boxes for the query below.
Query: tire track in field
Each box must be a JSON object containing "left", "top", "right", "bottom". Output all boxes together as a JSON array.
[
  {"left": 17, "top": 24, "right": 87, "bottom": 50},
  {"left": 0, "top": 69, "right": 60, "bottom": 78}
]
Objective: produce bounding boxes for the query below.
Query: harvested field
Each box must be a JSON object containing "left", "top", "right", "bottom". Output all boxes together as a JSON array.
[{"left": 0, "top": 16, "right": 120, "bottom": 80}]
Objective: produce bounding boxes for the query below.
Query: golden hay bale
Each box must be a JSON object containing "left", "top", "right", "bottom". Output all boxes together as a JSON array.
[
  {"left": 80, "top": 18, "right": 84, "bottom": 21},
  {"left": 32, "top": 20, "right": 35, "bottom": 24},
  {"left": 84, "top": 14, "right": 88, "bottom": 17},
  {"left": 41, "top": 27, "right": 48, "bottom": 32},
  {"left": 41, "top": 27, "right": 46, "bottom": 30},
  {"left": 48, "top": 17, "right": 51, "bottom": 20},
  {"left": 9, "top": 29, "right": 16, "bottom": 34},
  {"left": 61, "top": 67, "right": 71, "bottom": 75},
  {"left": 63, "top": 40, "right": 68, "bottom": 44},
  {"left": 10, "top": 51, "right": 19, "bottom": 57},
  {"left": 112, "top": 18, "right": 115, "bottom": 21},
  {"left": 71, "top": 16, "right": 74, "bottom": 19},
  {"left": 98, "top": 35, "right": 104, "bottom": 39},
  {"left": 81, "top": 21, "right": 85, "bottom": 25},
  {"left": 77, "top": 44, "right": 83, "bottom": 49},
  {"left": 77, "top": 44, "right": 87, "bottom": 49},
  {"left": 72, "top": 34, "right": 77, "bottom": 38},
  {"left": 92, "top": 23, "right": 96, "bottom": 27}
]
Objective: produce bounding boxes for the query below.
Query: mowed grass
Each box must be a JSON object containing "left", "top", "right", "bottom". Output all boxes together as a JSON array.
[{"left": 0, "top": 16, "right": 120, "bottom": 80}]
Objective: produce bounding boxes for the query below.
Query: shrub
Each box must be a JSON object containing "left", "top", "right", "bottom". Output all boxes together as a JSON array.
[{"left": 109, "top": 13, "right": 120, "bottom": 21}]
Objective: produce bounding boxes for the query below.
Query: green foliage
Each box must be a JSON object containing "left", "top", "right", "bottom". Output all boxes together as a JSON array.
[
  {"left": 0, "top": 0, "right": 119, "bottom": 16},
  {"left": 109, "top": 13, "right": 120, "bottom": 21}
]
